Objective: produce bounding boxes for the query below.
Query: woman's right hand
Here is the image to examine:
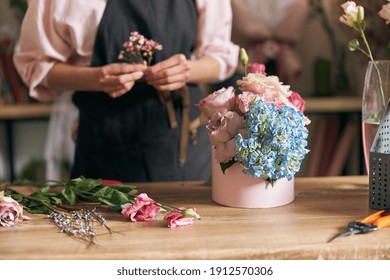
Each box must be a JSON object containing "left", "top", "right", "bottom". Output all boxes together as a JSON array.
[{"left": 99, "top": 63, "right": 147, "bottom": 98}]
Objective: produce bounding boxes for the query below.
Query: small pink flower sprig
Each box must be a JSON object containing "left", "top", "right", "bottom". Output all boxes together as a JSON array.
[
  {"left": 121, "top": 193, "right": 201, "bottom": 228},
  {"left": 118, "top": 31, "right": 163, "bottom": 66}
]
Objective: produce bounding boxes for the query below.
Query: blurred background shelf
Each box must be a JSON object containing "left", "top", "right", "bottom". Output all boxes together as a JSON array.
[
  {"left": 0, "top": 96, "right": 361, "bottom": 120},
  {"left": 0, "top": 103, "right": 52, "bottom": 120},
  {"left": 0, "top": 97, "right": 363, "bottom": 180},
  {"left": 305, "top": 96, "right": 361, "bottom": 114},
  {"left": 303, "top": 96, "right": 363, "bottom": 177}
]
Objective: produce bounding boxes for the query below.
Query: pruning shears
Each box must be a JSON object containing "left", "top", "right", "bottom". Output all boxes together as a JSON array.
[{"left": 327, "top": 210, "right": 390, "bottom": 243}]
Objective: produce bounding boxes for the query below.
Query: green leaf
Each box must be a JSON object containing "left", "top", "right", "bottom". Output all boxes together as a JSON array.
[
  {"left": 27, "top": 199, "right": 44, "bottom": 208},
  {"left": 220, "top": 160, "right": 236, "bottom": 174},
  {"left": 61, "top": 187, "right": 77, "bottom": 205},
  {"left": 51, "top": 196, "right": 64, "bottom": 204},
  {"left": 10, "top": 193, "right": 23, "bottom": 202},
  {"left": 39, "top": 185, "right": 51, "bottom": 193},
  {"left": 92, "top": 187, "right": 132, "bottom": 207},
  {"left": 30, "top": 191, "right": 50, "bottom": 201},
  {"left": 73, "top": 178, "right": 102, "bottom": 191},
  {"left": 108, "top": 184, "right": 137, "bottom": 193},
  {"left": 44, "top": 192, "right": 62, "bottom": 197},
  {"left": 25, "top": 206, "right": 52, "bottom": 215}
]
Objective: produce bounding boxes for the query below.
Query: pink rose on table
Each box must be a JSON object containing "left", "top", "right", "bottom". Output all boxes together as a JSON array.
[
  {"left": 287, "top": 91, "right": 305, "bottom": 113},
  {"left": 121, "top": 193, "right": 160, "bottom": 222},
  {"left": 198, "top": 86, "right": 236, "bottom": 124},
  {"left": 0, "top": 195, "right": 30, "bottom": 227},
  {"left": 248, "top": 63, "right": 266, "bottom": 75},
  {"left": 164, "top": 208, "right": 199, "bottom": 228},
  {"left": 207, "top": 111, "right": 244, "bottom": 163}
]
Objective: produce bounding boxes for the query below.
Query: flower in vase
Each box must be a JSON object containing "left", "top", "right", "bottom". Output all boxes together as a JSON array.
[
  {"left": 339, "top": 1, "right": 365, "bottom": 28},
  {"left": 339, "top": 1, "right": 390, "bottom": 113},
  {"left": 198, "top": 49, "right": 310, "bottom": 185}
]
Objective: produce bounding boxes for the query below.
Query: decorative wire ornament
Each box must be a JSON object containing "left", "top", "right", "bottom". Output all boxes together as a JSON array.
[{"left": 48, "top": 208, "right": 111, "bottom": 245}]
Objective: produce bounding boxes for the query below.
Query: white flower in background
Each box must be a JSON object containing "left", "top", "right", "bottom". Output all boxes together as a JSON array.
[{"left": 340, "top": 1, "right": 364, "bottom": 28}]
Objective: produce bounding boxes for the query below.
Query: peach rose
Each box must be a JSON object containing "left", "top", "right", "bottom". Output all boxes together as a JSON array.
[{"left": 237, "top": 73, "right": 295, "bottom": 109}]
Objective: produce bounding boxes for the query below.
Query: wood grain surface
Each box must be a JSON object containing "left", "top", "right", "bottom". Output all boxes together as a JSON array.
[{"left": 1, "top": 176, "right": 389, "bottom": 260}]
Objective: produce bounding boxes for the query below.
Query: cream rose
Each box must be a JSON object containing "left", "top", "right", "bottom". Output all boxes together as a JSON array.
[{"left": 0, "top": 194, "right": 30, "bottom": 227}]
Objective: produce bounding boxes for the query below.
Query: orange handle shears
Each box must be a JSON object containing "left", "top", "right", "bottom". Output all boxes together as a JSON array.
[
  {"left": 356, "top": 210, "right": 390, "bottom": 229},
  {"left": 327, "top": 210, "right": 390, "bottom": 243}
]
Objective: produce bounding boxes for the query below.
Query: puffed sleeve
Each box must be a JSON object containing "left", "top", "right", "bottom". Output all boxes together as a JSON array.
[
  {"left": 13, "top": 0, "right": 104, "bottom": 101},
  {"left": 194, "top": 0, "right": 240, "bottom": 81}
]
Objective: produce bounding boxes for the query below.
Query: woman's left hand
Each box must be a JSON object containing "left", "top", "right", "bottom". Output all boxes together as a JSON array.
[{"left": 144, "top": 54, "right": 190, "bottom": 91}]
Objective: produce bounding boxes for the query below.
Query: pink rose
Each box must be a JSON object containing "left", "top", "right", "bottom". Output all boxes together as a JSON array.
[
  {"left": 287, "top": 91, "right": 305, "bottom": 113},
  {"left": 164, "top": 208, "right": 198, "bottom": 228},
  {"left": 121, "top": 193, "right": 160, "bottom": 222},
  {"left": 236, "top": 92, "right": 258, "bottom": 114},
  {"left": 197, "top": 86, "right": 236, "bottom": 124},
  {"left": 206, "top": 111, "right": 244, "bottom": 163},
  {"left": 248, "top": 63, "right": 266, "bottom": 75},
  {"left": 0, "top": 196, "right": 30, "bottom": 227}
]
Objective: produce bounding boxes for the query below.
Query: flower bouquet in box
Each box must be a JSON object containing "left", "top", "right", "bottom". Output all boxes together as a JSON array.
[{"left": 198, "top": 49, "right": 310, "bottom": 208}]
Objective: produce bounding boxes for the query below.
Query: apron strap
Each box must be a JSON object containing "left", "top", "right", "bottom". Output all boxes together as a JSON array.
[
  {"left": 158, "top": 85, "right": 197, "bottom": 165},
  {"left": 177, "top": 85, "right": 190, "bottom": 165},
  {"left": 157, "top": 91, "right": 178, "bottom": 128}
]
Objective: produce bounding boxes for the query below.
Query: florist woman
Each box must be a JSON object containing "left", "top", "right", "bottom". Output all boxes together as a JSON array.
[{"left": 13, "top": 0, "right": 239, "bottom": 182}]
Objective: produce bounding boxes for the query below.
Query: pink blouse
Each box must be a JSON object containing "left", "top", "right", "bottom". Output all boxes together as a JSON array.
[{"left": 14, "top": 0, "right": 239, "bottom": 101}]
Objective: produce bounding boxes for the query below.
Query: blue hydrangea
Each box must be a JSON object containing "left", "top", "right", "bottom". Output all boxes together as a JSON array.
[{"left": 234, "top": 100, "right": 309, "bottom": 184}]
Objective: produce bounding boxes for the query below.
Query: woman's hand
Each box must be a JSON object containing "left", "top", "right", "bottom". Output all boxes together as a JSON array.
[
  {"left": 99, "top": 63, "right": 147, "bottom": 98},
  {"left": 144, "top": 54, "right": 190, "bottom": 91}
]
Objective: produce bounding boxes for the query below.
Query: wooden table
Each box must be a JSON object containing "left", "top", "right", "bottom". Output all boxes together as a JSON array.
[{"left": 1, "top": 176, "right": 388, "bottom": 260}]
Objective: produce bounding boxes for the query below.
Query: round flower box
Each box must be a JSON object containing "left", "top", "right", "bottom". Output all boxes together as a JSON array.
[{"left": 212, "top": 157, "right": 294, "bottom": 208}]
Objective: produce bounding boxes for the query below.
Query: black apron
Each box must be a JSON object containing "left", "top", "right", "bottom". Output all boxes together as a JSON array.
[{"left": 71, "top": 0, "right": 211, "bottom": 182}]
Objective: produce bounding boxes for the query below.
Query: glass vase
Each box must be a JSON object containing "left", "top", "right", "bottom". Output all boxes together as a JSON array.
[{"left": 362, "top": 60, "right": 390, "bottom": 174}]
